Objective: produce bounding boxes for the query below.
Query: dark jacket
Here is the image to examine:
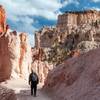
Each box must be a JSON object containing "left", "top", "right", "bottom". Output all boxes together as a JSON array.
[{"left": 29, "top": 72, "right": 39, "bottom": 85}]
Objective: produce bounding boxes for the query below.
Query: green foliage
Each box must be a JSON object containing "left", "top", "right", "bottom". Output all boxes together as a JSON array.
[{"left": 46, "top": 41, "right": 71, "bottom": 65}]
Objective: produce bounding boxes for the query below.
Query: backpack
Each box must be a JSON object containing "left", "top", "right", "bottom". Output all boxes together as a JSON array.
[{"left": 32, "top": 73, "right": 38, "bottom": 82}]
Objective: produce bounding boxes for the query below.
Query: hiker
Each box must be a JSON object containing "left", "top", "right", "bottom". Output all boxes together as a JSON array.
[{"left": 29, "top": 70, "right": 39, "bottom": 97}]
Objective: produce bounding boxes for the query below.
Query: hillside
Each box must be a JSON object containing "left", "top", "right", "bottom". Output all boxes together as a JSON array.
[{"left": 44, "top": 48, "right": 100, "bottom": 100}]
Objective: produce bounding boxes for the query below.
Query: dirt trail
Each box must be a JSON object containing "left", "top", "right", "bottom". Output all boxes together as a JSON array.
[{"left": 1, "top": 79, "right": 51, "bottom": 100}]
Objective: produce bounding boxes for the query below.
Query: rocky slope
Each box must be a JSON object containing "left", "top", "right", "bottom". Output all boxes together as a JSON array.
[
  {"left": 0, "top": 86, "right": 17, "bottom": 100},
  {"left": 44, "top": 48, "right": 100, "bottom": 100}
]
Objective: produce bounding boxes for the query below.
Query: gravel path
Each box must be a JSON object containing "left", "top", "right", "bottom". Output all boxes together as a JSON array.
[{"left": 1, "top": 79, "right": 51, "bottom": 100}]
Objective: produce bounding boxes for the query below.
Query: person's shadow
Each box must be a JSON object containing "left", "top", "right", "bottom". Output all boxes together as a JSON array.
[{"left": 16, "top": 89, "right": 40, "bottom": 99}]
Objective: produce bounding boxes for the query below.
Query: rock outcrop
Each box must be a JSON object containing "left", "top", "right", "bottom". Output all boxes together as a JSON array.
[
  {"left": 0, "top": 31, "right": 32, "bottom": 81},
  {"left": 57, "top": 10, "right": 100, "bottom": 32},
  {"left": 44, "top": 48, "right": 100, "bottom": 100},
  {"left": 0, "top": 86, "right": 17, "bottom": 100}
]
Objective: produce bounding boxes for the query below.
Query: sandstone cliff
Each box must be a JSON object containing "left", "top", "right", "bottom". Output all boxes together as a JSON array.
[
  {"left": 0, "top": 31, "right": 32, "bottom": 81},
  {"left": 57, "top": 10, "right": 100, "bottom": 32},
  {"left": 0, "top": 5, "right": 32, "bottom": 81},
  {"left": 35, "top": 10, "right": 100, "bottom": 49}
]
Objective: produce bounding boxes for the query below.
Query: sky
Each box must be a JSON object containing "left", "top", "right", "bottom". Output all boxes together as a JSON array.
[{"left": 0, "top": 0, "right": 100, "bottom": 46}]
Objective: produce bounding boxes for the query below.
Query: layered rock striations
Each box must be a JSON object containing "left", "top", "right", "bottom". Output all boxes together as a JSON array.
[{"left": 0, "top": 5, "right": 11, "bottom": 81}]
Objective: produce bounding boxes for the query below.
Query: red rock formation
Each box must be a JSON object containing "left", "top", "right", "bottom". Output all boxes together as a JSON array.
[
  {"left": 0, "top": 6, "right": 11, "bottom": 81},
  {"left": 0, "top": 31, "right": 32, "bottom": 81},
  {"left": 44, "top": 48, "right": 100, "bottom": 100},
  {"left": 19, "top": 33, "right": 27, "bottom": 77}
]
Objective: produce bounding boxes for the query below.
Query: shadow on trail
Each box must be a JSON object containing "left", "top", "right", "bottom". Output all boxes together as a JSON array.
[
  {"left": 17, "top": 89, "right": 31, "bottom": 96},
  {"left": 16, "top": 89, "right": 37, "bottom": 100},
  {"left": 16, "top": 88, "right": 52, "bottom": 100}
]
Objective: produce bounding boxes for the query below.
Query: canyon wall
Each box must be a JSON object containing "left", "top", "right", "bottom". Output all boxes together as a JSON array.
[
  {"left": 0, "top": 31, "right": 32, "bottom": 81},
  {"left": 0, "top": 5, "right": 32, "bottom": 81},
  {"left": 0, "top": 35, "right": 11, "bottom": 81},
  {"left": 10, "top": 32, "right": 32, "bottom": 80}
]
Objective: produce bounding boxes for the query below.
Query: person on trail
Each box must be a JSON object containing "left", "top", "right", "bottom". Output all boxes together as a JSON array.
[{"left": 29, "top": 70, "right": 39, "bottom": 97}]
